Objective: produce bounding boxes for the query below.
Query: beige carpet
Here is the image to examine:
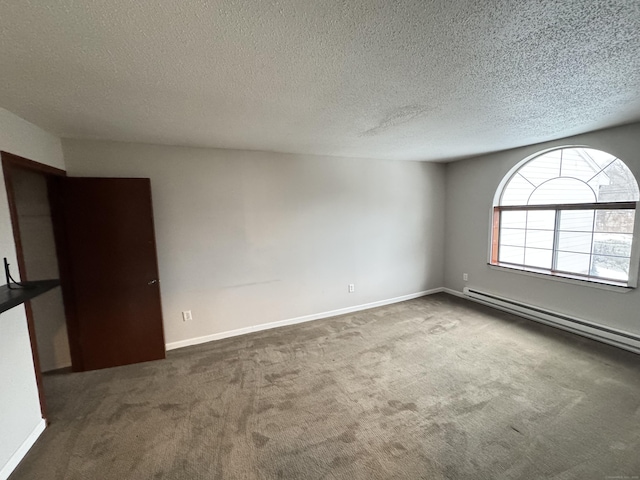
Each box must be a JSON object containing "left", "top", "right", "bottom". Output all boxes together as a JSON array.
[{"left": 10, "top": 293, "right": 640, "bottom": 479}]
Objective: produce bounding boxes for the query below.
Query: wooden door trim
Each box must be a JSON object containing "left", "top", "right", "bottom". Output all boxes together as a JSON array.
[
  {"left": 47, "top": 177, "right": 84, "bottom": 372},
  {"left": 1, "top": 151, "right": 67, "bottom": 421},
  {"left": 2, "top": 151, "right": 66, "bottom": 177}
]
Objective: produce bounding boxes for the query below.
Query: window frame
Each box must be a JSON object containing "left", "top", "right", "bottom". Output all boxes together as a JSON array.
[{"left": 489, "top": 146, "right": 640, "bottom": 289}]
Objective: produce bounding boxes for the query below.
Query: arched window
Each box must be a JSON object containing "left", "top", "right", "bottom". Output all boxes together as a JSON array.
[{"left": 491, "top": 147, "right": 639, "bottom": 286}]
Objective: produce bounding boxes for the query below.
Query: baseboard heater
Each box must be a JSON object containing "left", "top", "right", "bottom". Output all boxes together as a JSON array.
[{"left": 463, "top": 287, "right": 640, "bottom": 355}]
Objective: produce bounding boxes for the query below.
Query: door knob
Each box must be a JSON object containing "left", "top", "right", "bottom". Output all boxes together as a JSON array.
[{"left": 148, "top": 279, "right": 158, "bottom": 285}]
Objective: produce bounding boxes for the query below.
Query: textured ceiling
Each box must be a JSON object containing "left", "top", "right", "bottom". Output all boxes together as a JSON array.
[{"left": 1, "top": 0, "right": 640, "bottom": 161}]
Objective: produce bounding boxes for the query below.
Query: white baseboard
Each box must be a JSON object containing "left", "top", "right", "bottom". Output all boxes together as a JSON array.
[
  {"left": 166, "top": 287, "right": 444, "bottom": 351},
  {"left": 442, "top": 287, "right": 464, "bottom": 298},
  {"left": 0, "top": 419, "right": 46, "bottom": 480}
]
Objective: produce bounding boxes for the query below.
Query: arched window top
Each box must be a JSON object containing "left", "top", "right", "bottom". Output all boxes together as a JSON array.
[{"left": 500, "top": 147, "right": 639, "bottom": 206}]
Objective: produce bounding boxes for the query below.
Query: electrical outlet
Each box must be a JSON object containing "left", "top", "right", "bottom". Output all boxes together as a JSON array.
[
  {"left": 348, "top": 284, "right": 355, "bottom": 293},
  {"left": 182, "top": 310, "right": 193, "bottom": 322},
  {"left": 463, "top": 273, "right": 468, "bottom": 281}
]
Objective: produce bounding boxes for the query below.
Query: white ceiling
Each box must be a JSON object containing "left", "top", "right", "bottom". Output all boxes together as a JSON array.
[{"left": 1, "top": 1, "right": 639, "bottom": 162}]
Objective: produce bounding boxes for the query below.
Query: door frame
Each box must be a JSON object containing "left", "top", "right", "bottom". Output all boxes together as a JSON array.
[{"left": 1, "top": 151, "right": 69, "bottom": 420}]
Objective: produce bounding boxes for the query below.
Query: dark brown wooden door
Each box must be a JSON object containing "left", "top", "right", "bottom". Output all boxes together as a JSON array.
[{"left": 51, "top": 177, "right": 165, "bottom": 371}]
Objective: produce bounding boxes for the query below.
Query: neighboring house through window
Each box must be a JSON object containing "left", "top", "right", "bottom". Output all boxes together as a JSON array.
[{"left": 491, "top": 147, "right": 640, "bottom": 287}]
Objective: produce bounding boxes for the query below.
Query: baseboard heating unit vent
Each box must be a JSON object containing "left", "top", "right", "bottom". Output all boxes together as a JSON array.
[{"left": 463, "top": 287, "right": 640, "bottom": 355}]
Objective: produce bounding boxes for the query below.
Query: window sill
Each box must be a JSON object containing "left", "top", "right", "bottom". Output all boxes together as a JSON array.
[{"left": 488, "top": 263, "right": 634, "bottom": 293}]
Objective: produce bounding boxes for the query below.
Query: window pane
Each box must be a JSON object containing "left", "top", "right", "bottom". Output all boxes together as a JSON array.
[
  {"left": 524, "top": 248, "right": 552, "bottom": 269},
  {"left": 590, "top": 255, "right": 630, "bottom": 281},
  {"left": 559, "top": 210, "right": 594, "bottom": 232},
  {"left": 588, "top": 172, "right": 611, "bottom": 201},
  {"left": 558, "top": 232, "right": 593, "bottom": 254},
  {"left": 592, "top": 233, "right": 632, "bottom": 258},
  {"left": 518, "top": 152, "right": 561, "bottom": 186},
  {"left": 527, "top": 210, "right": 555, "bottom": 230},
  {"left": 556, "top": 251, "right": 591, "bottom": 275},
  {"left": 560, "top": 148, "right": 600, "bottom": 181},
  {"left": 526, "top": 229, "right": 554, "bottom": 249},
  {"left": 501, "top": 174, "right": 535, "bottom": 206},
  {"left": 500, "top": 228, "right": 526, "bottom": 247},
  {"left": 588, "top": 159, "right": 640, "bottom": 202},
  {"left": 499, "top": 246, "right": 524, "bottom": 264},
  {"left": 501, "top": 210, "right": 527, "bottom": 229},
  {"left": 580, "top": 148, "right": 617, "bottom": 169},
  {"left": 529, "top": 178, "right": 596, "bottom": 205},
  {"left": 594, "top": 210, "right": 635, "bottom": 234}
]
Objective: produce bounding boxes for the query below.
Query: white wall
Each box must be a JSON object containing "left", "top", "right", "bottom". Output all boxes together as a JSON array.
[
  {"left": 444, "top": 122, "right": 640, "bottom": 336},
  {"left": 12, "top": 168, "right": 71, "bottom": 372},
  {"left": 0, "top": 108, "right": 65, "bottom": 478},
  {"left": 62, "top": 140, "right": 445, "bottom": 347}
]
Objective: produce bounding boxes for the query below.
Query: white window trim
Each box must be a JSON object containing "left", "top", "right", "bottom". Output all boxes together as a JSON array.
[{"left": 487, "top": 263, "right": 633, "bottom": 293}]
